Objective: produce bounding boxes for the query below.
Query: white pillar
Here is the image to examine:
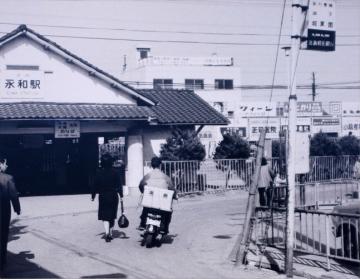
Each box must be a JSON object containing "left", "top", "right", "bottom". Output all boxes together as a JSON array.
[{"left": 126, "top": 134, "right": 144, "bottom": 196}]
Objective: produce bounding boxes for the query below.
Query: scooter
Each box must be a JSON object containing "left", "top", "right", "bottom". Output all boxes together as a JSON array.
[
  {"left": 141, "top": 210, "right": 166, "bottom": 248},
  {"left": 140, "top": 186, "right": 174, "bottom": 248}
]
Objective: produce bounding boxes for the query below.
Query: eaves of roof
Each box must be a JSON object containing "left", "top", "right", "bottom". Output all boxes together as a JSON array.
[{"left": 0, "top": 102, "right": 154, "bottom": 120}]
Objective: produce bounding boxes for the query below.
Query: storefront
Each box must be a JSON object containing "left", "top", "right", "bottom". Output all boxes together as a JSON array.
[{"left": 0, "top": 25, "right": 228, "bottom": 196}]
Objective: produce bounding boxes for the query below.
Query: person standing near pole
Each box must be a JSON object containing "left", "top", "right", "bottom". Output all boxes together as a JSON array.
[
  {"left": 353, "top": 156, "right": 360, "bottom": 197},
  {"left": 258, "top": 157, "right": 275, "bottom": 206},
  {"left": 0, "top": 155, "right": 21, "bottom": 272}
]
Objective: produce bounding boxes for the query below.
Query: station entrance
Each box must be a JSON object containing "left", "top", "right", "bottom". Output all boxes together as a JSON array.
[{"left": 0, "top": 133, "right": 126, "bottom": 196}]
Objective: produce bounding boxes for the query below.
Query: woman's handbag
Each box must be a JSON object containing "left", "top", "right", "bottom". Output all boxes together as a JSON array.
[{"left": 118, "top": 198, "right": 129, "bottom": 228}]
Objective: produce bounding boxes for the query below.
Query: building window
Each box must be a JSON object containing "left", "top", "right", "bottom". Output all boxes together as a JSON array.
[
  {"left": 137, "top": 48, "right": 150, "bottom": 60},
  {"left": 6, "top": 65, "right": 39, "bottom": 71},
  {"left": 328, "top": 22, "right": 333, "bottom": 28},
  {"left": 185, "top": 79, "right": 204, "bottom": 90},
  {"left": 313, "top": 11, "right": 317, "bottom": 15},
  {"left": 153, "top": 79, "right": 173, "bottom": 89},
  {"left": 213, "top": 102, "right": 224, "bottom": 113},
  {"left": 227, "top": 111, "right": 234, "bottom": 118},
  {"left": 320, "top": 21, "right": 325, "bottom": 26},
  {"left": 312, "top": 21, "right": 317, "bottom": 26},
  {"left": 214, "top": 79, "right": 233, "bottom": 89}
]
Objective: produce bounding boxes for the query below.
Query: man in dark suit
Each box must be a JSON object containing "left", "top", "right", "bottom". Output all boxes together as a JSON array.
[{"left": 0, "top": 155, "right": 21, "bottom": 271}]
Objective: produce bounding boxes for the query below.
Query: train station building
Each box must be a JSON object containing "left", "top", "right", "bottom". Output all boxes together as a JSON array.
[{"left": 0, "top": 25, "right": 228, "bottom": 196}]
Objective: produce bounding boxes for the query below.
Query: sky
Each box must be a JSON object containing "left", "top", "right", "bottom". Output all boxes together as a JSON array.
[{"left": 0, "top": 0, "right": 359, "bottom": 103}]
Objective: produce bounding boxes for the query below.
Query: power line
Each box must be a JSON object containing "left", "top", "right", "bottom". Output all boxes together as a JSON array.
[
  {"left": 121, "top": 80, "right": 360, "bottom": 90},
  {"left": 0, "top": 30, "right": 359, "bottom": 46},
  {"left": 0, "top": 22, "right": 358, "bottom": 38},
  {"left": 268, "top": 0, "right": 287, "bottom": 103}
]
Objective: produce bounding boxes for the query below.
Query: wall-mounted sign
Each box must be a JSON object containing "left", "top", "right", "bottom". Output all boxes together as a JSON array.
[
  {"left": 312, "top": 117, "right": 340, "bottom": 134},
  {"left": 328, "top": 101, "right": 342, "bottom": 115},
  {"left": 220, "top": 127, "right": 246, "bottom": 137},
  {"left": 55, "top": 121, "right": 80, "bottom": 138},
  {"left": 283, "top": 102, "right": 322, "bottom": 117},
  {"left": 239, "top": 102, "right": 277, "bottom": 117},
  {"left": 1, "top": 70, "right": 44, "bottom": 100},
  {"left": 342, "top": 117, "right": 360, "bottom": 137},
  {"left": 313, "top": 118, "right": 340, "bottom": 126},
  {"left": 280, "top": 117, "right": 311, "bottom": 133},
  {"left": 249, "top": 118, "right": 280, "bottom": 141},
  {"left": 341, "top": 102, "right": 360, "bottom": 116}
]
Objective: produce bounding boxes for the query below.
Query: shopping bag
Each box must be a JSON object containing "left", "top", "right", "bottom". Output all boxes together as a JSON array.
[{"left": 118, "top": 198, "right": 129, "bottom": 228}]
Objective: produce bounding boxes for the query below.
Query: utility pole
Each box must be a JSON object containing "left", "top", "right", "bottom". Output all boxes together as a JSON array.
[
  {"left": 285, "top": 0, "right": 303, "bottom": 277},
  {"left": 312, "top": 72, "right": 316, "bottom": 101},
  {"left": 231, "top": 129, "right": 266, "bottom": 265}
]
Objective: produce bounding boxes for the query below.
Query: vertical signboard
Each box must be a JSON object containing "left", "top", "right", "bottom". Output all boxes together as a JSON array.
[
  {"left": 305, "top": 0, "right": 336, "bottom": 51},
  {"left": 295, "top": 133, "right": 310, "bottom": 173}
]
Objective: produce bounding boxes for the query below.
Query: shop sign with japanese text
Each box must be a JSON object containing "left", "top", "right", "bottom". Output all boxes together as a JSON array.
[
  {"left": 238, "top": 102, "right": 277, "bottom": 117},
  {"left": 280, "top": 117, "right": 311, "bottom": 133},
  {"left": 341, "top": 102, "right": 360, "bottom": 116},
  {"left": 307, "top": 29, "right": 336, "bottom": 51},
  {"left": 220, "top": 127, "right": 246, "bottom": 137},
  {"left": 1, "top": 70, "right": 43, "bottom": 100},
  {"left": 284, "top": 101, "right": 322, "bottom": 117},
  {"left": 305, "top": 0, "right": 336, "bottom": 51},
  {"left": 249, "top": 118, "right": 280, "bottom": 141},
  {"left": 55, "top": 121, "right": 80, "bottom": 138},
  {"left": 342, "top": 117, "right": 360, "bottom": 137},
  {"left": 312, "top": 117, "right": 340, "bottom": 134}
]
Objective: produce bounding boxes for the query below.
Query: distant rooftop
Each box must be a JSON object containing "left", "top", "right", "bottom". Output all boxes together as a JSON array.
[{"left": 138, "top": 55, "right": 234, "bottom": 67}]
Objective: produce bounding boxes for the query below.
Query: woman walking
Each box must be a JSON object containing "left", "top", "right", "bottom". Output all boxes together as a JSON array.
[
  {"left": 0, "top": 155, "right": 21, "bottom": 272},
  {"left": 91, "top": 153, "right": 123, "bottom": 242}
]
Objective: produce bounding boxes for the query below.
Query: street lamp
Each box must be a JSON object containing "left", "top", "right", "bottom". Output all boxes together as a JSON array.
[{"left": 282, "top": 46, "right": 291, "bottom": 91}]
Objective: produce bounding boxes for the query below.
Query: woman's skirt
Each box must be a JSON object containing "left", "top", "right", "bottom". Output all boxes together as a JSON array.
[{"left": 98, "top": 191, "right": 119, "bottom": 221}]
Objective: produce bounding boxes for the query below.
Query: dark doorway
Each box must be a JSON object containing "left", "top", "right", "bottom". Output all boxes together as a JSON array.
[{"left": 0, "top": 133, "right": 124, "bottom": 196}]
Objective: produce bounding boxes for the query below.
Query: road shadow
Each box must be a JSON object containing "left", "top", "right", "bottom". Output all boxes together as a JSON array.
[
  {"left": 161, "top": 234, "right": 177, "bottom": 244},
  {"left": 2, "top": 220, "right": 59, "bottom": 278},
  {"left": 112, "top": 230, "right": 130, "bottom": 239},
  {"left": 81, "top": 273, "right": 127, "bottom": 278}
]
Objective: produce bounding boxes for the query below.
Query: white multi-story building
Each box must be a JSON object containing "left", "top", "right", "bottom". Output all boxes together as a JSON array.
[{"left": 121, "top": 47, "right": 244, "bottom": 156}]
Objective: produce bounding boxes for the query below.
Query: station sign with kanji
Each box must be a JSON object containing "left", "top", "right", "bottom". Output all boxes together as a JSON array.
[
  {"left": 305, "top": 0, "right": 336, "bottom": 51},
  {"left": 1, "top": 70, "right": 43, "bottom": 99},
  {"left": 55, "top": 121, "right": 80, "bottom": 138}
]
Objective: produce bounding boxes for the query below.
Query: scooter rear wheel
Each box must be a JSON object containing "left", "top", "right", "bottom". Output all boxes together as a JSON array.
[{"left": 145, "top": 234, "right": 153, "bottom": 248}]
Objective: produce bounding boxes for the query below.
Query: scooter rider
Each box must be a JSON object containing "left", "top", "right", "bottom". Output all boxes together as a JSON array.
[{"left": 138, "top": 156, "right": 176, "bottom": 234}]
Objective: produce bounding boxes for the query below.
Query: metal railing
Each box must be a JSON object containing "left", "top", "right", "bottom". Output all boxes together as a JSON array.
[
  {"left": 272, "top": 179, "right": 359, "bottom": 208},
  {"left": 254, "top": 207, "right": 360, "bottom": 265},
  {"left": 146, "top": 156, "right": 358, "bottom": 195}
]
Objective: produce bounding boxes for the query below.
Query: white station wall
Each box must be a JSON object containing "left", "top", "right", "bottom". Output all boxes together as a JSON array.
[{"left": 0, "top": 37, "right": 136, "bottom": 104}]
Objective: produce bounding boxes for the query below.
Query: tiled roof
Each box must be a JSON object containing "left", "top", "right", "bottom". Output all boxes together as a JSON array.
[
  {"left": 0, "top": 26, "right": 228, "bottom": 126},
  {"left": 0, "top": 89, "right": 229, "bottom": 125},
  {"left": 138, "top": 89, "right": 229, "bottom": 125},
  {"left": 0, "top": 103, "right": 154, "bottom": 120},
  {"left": 0, "top": 25, "right": 154, "bottom": 106}
]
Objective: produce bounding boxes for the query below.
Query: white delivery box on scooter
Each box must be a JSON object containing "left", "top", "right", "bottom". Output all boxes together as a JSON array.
[{"left": 142, "top": 186, "right": 174, "bottom": 212}]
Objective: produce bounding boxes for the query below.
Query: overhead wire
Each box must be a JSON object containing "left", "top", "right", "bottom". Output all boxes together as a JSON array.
[{"left": 0, "top": 21, "right": 358, "bottom": 38}]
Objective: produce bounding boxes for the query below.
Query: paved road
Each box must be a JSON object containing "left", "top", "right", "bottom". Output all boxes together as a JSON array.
[{"left": 3, "top": 192, "right": 292, "bottom": 279}]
